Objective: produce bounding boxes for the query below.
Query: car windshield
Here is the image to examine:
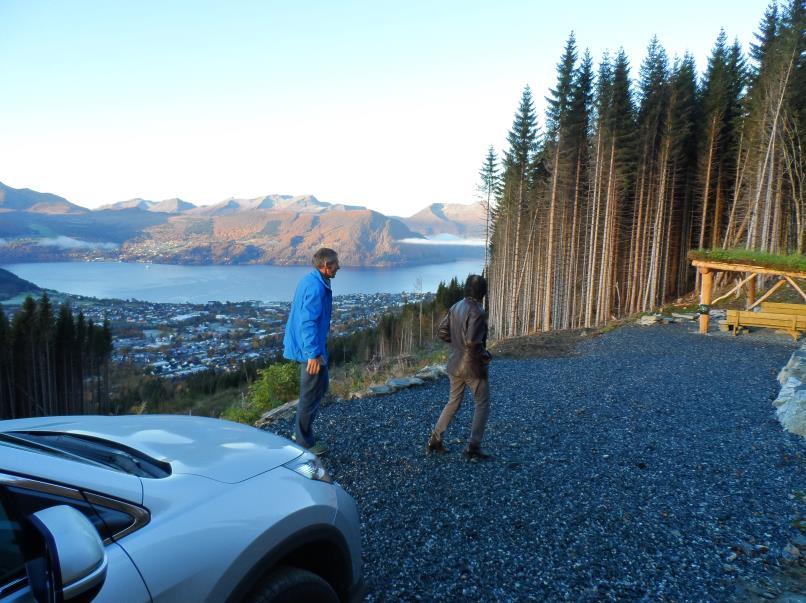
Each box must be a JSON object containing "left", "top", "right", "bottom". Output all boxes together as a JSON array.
[{"left": 0, "top": 432, "right": 171, "bottom": 478}]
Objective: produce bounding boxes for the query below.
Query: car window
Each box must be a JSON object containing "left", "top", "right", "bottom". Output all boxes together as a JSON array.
[
  {"left": 5, "top": 486, "right": 131, "bottom": 542},
  {"left": 0, "top": 498, "right": 25, "bottom": 586}
]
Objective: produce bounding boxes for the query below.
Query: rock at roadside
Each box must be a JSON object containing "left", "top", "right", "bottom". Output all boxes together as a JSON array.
[
  {"left": 774, "top": 378, "right": 806, "bottom": 436},
  {"left": 368, "top": 384, "right": 396, "bottom": 396},
  {"left": 637, "top": 315, "right": 660, "bottom": 326},
  {"left": 779, "top": 349, "right": 806, "bottom": 385},
  {"left": 387, "top": 377, "right": 425, "bottom": 389},
  {"left": 415, "top": 365, "right": 448, "bottom": 380},
  {"left": 773, "top": 342, "right": 806, "bottom": 437},
  {"left": 255, "top": 399, "right": 298, "bottom": 428}
]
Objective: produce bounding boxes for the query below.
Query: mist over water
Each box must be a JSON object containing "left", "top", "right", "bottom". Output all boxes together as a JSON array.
[{"left": 2, "top": 261, "right": 484, "bottom": 304}]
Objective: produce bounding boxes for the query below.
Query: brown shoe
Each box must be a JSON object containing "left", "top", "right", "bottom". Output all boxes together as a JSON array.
[
  {"left": 463, "top": 445, "right": 491, "bottom": 461},
  {"left": 426, "top": 433, "right": 448, "bottom": 454}
]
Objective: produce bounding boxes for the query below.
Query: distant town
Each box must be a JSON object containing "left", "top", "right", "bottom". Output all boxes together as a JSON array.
[{"left": 47, "top": 291, "right": 432, "bottom": 378}]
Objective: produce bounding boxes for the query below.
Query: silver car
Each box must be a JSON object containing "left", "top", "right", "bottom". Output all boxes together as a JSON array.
[{"left": 0, "top": 415, "right": 363, "bottom": 602}]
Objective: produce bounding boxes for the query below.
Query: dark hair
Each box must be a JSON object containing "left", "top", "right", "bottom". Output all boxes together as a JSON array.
[
  {"left": 464, "top": 274, "right": 487, "bottom": 301},
  {"left": 312, "top": 248, "right": 338, "bottom": 268}
]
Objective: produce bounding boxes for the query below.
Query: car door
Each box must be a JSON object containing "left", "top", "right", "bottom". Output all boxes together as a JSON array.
[
  {"left": 0, "top": 478, "right": 152, "bottom": 603},
  {"left": 0, "top": 495, "right": 32, "bottom": 602}
]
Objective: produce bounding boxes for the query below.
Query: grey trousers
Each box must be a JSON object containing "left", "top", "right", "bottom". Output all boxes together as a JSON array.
[
  {"left": 434, "top": 375, "right": 490, "bottom": 447},
  {"left": 294, "top": 363, "right": 329, "bottom": 448}
]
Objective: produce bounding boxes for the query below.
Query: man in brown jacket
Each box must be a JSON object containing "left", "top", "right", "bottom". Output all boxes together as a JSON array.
[{"left": 427, "top": 274, "right": 492, "bottom": 460}]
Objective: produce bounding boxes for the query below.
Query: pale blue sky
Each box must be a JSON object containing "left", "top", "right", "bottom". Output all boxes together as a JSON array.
[{"left": 0, "top": 1, "right": 764, "bottom": 216}]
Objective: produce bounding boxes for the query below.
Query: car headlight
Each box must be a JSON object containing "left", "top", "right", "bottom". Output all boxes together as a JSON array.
[{"left": 283, "top": 452, "right": 332, "bottom": 483}]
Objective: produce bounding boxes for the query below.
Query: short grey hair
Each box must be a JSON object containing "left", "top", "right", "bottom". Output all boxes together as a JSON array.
[{"left": 312, "top": 247, "right": 338, "bottom": 268}]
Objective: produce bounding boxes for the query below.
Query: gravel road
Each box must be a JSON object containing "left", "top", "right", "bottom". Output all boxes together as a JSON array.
[{"left": 276, "top": 323, "right": 806, "bottom": 601}]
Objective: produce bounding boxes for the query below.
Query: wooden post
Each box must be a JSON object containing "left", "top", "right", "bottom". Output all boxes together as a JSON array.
[
  {"left": 746, "top": 274, "right": 756, "bottom": 308},
  {"left": 699, "top": 268, "right": 713, "bottom": 334}
]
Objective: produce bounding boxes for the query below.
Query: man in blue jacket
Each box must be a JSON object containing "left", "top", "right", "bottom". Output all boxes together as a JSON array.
[{"left": 283, "top": 248, "right": 339, "bottom": 455}]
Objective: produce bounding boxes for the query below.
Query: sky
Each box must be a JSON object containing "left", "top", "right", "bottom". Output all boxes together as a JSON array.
[{"left": 0, "top": 0, "right": 765, "bottom": 217}]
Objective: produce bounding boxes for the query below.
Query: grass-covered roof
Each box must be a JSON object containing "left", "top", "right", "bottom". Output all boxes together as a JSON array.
[{"left": 688, "top": 249, "right": 806, "bottom": 273}]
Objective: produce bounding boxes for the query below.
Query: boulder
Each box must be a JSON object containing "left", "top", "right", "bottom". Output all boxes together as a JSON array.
[
  {"left": 415, "top": 364, "right": 448, "bottom": 380},
  {"left": 778, "top": 355, "right": 805, "bottom": 385},
  {"left": 637, "top": 314, "right": 660, "bottom": 326},
  {"left": 368, "top": 384, "right": 395, "bottom": 395},
  {"left": 775, "top": 385, "right": 806, "bottom": 436},
  {"left": 387, "top": 377, "right": 425, "bottom": 388},
  {"left": 255, "top": 399, "right": 298, "bottom": 428},
  {"left": 773, "top": 342, "right": 806, "bottom": 437}
]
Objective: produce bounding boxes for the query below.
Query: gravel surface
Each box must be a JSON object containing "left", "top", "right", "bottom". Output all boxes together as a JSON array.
[{"left": 276, "top": 323, "right": 806, "bottom": 601}]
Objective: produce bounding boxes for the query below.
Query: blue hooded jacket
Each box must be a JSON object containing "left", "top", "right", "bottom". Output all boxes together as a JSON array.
[{"left": 283, "top": 269, "right": 333, "bottom": 363}]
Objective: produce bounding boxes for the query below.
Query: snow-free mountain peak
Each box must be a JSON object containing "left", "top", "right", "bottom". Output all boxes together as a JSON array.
[{"left": 0, "top": 181, "right": 87, "bottom": 214}]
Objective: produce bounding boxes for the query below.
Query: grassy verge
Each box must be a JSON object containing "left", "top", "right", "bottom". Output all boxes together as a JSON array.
[{"left": 328, "top": 346, "right": 448, "bottom": 399}]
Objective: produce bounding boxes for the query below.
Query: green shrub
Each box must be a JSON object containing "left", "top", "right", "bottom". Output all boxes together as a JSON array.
[
  {"left": 219, "top": 362, "right": 300, "bottom": 425},
  {"left": 248, "top": 362, "right": 299, "bottom": 412},
  {"left": 220, "top": 404, "right": 261, "bottom": 425}
]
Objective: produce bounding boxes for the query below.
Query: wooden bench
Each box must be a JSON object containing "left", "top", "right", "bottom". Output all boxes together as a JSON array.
[
  {"left": 723, "top": 309, "right": 806, "bottom": 340},
  {"left": 760, "top": 302, "right": 806, "bottom": 316}
]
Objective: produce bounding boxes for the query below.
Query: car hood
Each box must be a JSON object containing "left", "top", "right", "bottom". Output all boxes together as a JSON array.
[{"left": 0, "top": 415, "right": 303, "bottom": 484}]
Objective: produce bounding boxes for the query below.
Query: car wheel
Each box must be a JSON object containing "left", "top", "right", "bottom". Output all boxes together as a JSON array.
[{"left": 246, "top": 565, "right": 339, "bottom": 603}]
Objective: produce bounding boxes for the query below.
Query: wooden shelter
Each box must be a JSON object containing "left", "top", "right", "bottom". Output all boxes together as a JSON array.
[{"left": 691, "top": 258, "right": 806, "bottom": 336}]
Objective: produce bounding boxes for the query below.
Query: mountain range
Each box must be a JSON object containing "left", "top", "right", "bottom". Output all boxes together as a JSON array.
[{"left": 0, "top": 182, "right": 485, "bottom": 267}]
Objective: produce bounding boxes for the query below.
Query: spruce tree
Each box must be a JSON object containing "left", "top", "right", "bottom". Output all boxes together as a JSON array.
[
  {"left": 55, "top": 304, "right": 76, "bottom": 413},
  {"left": 12, "top": 297, "right": 38, "bottom": 416},
  {"left": 75, "top": 311, "right": 86, "bottom": 412},
  {"left": 490, "top": 86, "right": 540, "bottom": 336},
  {"left": 37, "top": 293, "right": 55, "bottom": 415},
  {"left": 668, "top": 53, "right": 702, "bottom": 294},
  {"left": 731, "top": 0, "right": 801, "bottom": 252},
  {"left": 546, "top": 32, "right": 578, "bottom": 141},
  {"left": 0, "top": 307, "right": 11, "bottom": 418},
  {"left": 750, "top": 2, "right": 780, "bottom": 78},
  {"left": 477, "top": 145, "right": 501, "bottom": 270},
  {"left": 100, "top": 319, "right": 114, "bottom": 412},
  {"left": 564, "top": 49, "right": 595, "bottom": 327},
  {"left": 629, "top": 37, "right": 671, "bottom": 312}
]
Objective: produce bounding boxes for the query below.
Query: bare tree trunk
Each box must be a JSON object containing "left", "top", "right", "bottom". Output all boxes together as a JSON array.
[
  {"left": 543, "top": 138, "right": 562, "bottom": 329},
  {"left": 698, "top": 115, "right": 719, "bottom": 253}
]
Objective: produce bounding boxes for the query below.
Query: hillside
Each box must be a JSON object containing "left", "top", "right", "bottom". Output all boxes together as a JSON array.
[
  {"left": 0, "top": 182, "right": 86, "bottom": 214},
  {"left": 0, "top": 268, "right": 41, "bottom": 300},
  {"left": 402, "top": 202, "right": 486, "bottom": 238},
  {"left": 122, "top": 205, "right": 427, "bottom": 266}
]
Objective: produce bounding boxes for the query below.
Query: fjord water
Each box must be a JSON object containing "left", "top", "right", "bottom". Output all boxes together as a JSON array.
[{"left": 2, "top": 261, "right": 484, "bottom": 303}]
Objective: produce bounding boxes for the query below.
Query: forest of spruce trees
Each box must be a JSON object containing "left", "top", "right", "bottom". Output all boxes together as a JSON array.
[
  {"left": 0, "top": 295, "right": 113, "bottom": 419},
  {"left": 483, "top": 1, "right": 804, "bottom": 337}
]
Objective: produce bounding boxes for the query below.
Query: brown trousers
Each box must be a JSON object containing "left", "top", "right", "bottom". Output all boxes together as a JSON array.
[{"left": 434, "top": 375, "right": 490, "bottom": 447}]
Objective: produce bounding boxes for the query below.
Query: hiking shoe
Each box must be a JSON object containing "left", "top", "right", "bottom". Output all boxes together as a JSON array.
[
  {"left": 463, "top": 445, "right": 491, "bottom": 461},
  {"left": 426, "top": 433, "right": 448, "bottom": 454},
  {"left": 306, "top": 441, "right": 329, "bottom": 456},
  {"left": 291, "top": 434, "right": 328, "bottom": 456}
]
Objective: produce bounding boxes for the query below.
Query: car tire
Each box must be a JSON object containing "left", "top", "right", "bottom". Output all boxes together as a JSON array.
[{"left": 246, "top": 565, "right": 339, "bottom": 603}]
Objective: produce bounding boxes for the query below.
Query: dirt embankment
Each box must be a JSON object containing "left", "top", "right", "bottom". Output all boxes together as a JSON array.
[{"left": 488, "top": 327, "right": 602, "bottom": 358}]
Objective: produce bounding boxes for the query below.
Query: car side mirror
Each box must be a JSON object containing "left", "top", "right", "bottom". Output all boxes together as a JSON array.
[{"left": 27, "top": 505, "right": 108, "bottom": 603}]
